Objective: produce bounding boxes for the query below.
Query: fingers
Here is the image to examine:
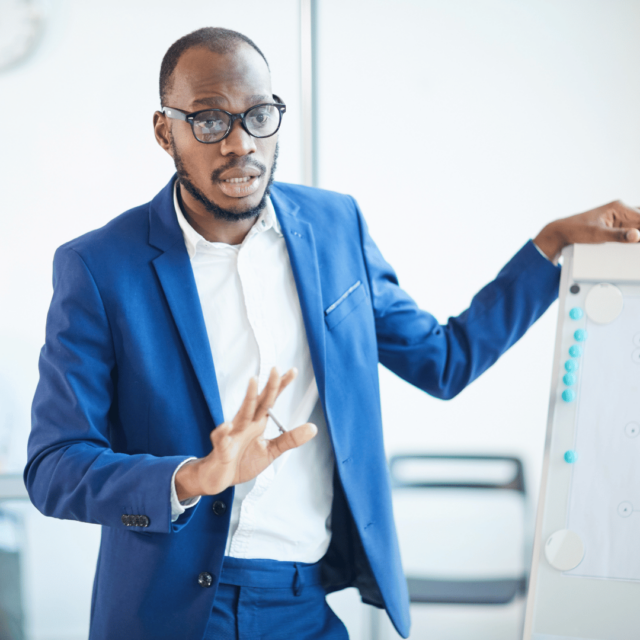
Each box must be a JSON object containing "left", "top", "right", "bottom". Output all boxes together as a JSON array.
[
  {"left": 598, "top": 225, "right": 640, "bottom": 243},
  {"left": 255, "top": 367, "right": 298, "bottom": 417},
  {"left": 613, "top": 200, "right": 640, "bottom": 216},
  {"left": 626, "top": 228, "right": 640, "bottom": 242},
  {"left": 602, "top": 201, "right": 640, "bottom": 236},
  {"left": 275, "top": 368, "right": 298, "bottom": 398},
  {"left": 234, "top": 377, "right": 259, "bottom": 425},
  {"left": 267, "top": 422, "right": 318, "bottom": 458},
  {"left": 232, "top": 367, "right": 299, "bottom": 434},
  {"left": 254, "top": 368, "right": 281, "bottom": 418}
]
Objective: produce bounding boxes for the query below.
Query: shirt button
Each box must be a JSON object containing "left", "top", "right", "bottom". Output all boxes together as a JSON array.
[
  {"left": 198, "top": 572, "right": 213, "bottom": 588},
  {"left": 212, "top": 500, "right": 227, "bottom": 516}
]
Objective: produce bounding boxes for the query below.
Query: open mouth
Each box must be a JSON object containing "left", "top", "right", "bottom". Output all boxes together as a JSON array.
[{"left": 217, "top": 174, "right": 262, "bottom": 198}]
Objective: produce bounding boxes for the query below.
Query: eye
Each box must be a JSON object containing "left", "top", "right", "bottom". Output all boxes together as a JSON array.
[
  {"left": 194, "top": 112, "right": 227, "bottom": 132},
  {"left": 253, "top": 111, "right": 270, "bottom": 125},
  {"left": 246, "top": 106, "right": 278, "bottom": 133}
]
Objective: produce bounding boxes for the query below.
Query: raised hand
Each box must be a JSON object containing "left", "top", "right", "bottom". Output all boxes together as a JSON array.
[
  {"left": 175, "top": 367, "right": 318, "bottom": 501},
  {"left": 535, "top": 201, "right": 640, "bottom": 264}
]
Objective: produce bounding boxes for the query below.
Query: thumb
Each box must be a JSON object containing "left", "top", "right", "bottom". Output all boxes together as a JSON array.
[
  {"left": 210, "top": 422, "right": 232, "bottom": 448},
  {"left": 267, "top": 422, "right": 318, "bottom": 457}
]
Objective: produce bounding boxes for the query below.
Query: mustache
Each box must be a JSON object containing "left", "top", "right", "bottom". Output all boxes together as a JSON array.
[{"left": 210, "top": 158, "right": 267, "bottom": 183}]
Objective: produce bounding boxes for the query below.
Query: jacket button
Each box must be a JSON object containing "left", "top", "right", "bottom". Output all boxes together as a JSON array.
[
  {"left": 198, "top": 572, "right": 213, "bottom": 588},
  {"left": 139, "top": 515, "right": 150, "bottom": 528},
  {"left": 212, "top": 501, "right": 227, "bottom": 516},
  {"left": 121, "top": 515, "right": 131, "bottom": 526}
]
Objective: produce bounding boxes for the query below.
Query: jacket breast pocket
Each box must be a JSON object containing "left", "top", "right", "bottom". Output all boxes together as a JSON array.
[{"left": 325, "top": 280, "right": 367, "bottom": 330}]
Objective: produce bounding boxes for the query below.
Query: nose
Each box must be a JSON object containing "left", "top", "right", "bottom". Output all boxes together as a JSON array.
[{"left": 220, "top": 118, "right": 256, "bottom": 157}]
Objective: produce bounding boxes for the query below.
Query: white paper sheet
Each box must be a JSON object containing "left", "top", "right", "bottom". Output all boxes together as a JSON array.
[{"left": 565, "top": 296, "right": 640, "bottom": 581}]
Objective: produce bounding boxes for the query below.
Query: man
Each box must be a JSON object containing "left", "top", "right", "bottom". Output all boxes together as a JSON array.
[{"left": 25, "top": 26, "right": 640, "bottom": 640}]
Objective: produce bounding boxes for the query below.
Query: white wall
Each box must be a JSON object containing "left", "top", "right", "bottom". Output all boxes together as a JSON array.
[
  {"left": 3, "top": 1, "right": 640, "bottom": 639},
  {"left": 0, "top": 2, "right": 302, "bottom": 638},
  {"left": 316, "top": 0, "right": 640, "bottom": 525},
  {"left": 316, "top": 2, "right": 640, "bottom": 636}
]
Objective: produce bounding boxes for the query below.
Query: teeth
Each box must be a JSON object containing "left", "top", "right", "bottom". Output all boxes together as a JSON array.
[{"left": 224, "top": 176, "right": 254, "bottom": 183}]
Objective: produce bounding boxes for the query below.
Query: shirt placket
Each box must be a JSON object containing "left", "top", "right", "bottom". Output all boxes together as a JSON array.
[{"left": 229, "top": 227, "right": 279, "bottom": 558}]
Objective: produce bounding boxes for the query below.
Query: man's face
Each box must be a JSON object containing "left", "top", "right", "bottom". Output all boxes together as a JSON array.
[{"left": 159, "top": 45, "right": 278, "bottom": 220}]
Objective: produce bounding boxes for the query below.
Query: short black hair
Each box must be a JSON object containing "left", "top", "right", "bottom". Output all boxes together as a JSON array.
[{"left": 159, "top": 27, "right": 269, "bottom": 107}]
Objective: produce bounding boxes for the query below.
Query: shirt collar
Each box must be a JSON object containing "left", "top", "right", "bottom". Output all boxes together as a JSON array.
[{"left": 173, "top": 180, "right": 282, "bottom": 259}]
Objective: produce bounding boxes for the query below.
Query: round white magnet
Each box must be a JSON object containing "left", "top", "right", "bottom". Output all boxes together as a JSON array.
[
  {"left": 585, "top": 283, "right": 623, "bottom": 324},
  {"left": 618, "top": 501, "right": 633, "bottom": 518},
  {"left": 625, "top": 423, "right": 640, "bottom": 438},
  {"left": 545, "top": 529, "right": 585, "bottom": 571}
]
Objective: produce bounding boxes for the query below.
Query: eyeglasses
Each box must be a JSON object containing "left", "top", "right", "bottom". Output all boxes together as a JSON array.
[{"left": 162, "top": 95, "right": 286, "bottom": 144}]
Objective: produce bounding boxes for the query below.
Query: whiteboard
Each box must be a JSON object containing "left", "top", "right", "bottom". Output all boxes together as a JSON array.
[{"left": 524, "top": 243, "right": 640, "bottom": 640}]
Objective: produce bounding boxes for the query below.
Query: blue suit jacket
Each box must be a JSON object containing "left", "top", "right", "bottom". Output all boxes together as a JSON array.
[{"left": 25, "top": 176, "right": 560, "bottom": 639}]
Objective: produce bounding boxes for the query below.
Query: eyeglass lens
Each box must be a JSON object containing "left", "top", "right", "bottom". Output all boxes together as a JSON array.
[{"left": 192, "top": 105, "right": 281, "bottom": 143}]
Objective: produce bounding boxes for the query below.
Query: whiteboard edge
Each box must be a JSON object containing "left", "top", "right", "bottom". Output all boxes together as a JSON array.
[{"left": 522, "top": 245, "right": 573, "bottom": 638}]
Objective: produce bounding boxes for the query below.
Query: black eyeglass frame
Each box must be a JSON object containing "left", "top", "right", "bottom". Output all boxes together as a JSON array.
[{"left": 162, "top": 94, "right": 286, "bottom": 144}]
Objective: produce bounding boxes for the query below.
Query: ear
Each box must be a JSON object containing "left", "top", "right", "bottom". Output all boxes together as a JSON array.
[{"left": 153, "top": 111, "right": 173, "bottom": 156}]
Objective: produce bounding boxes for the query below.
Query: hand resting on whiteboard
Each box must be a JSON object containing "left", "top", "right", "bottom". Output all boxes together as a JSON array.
[{"left": 534, "top": 200, "right": 640, "bottom": 265}]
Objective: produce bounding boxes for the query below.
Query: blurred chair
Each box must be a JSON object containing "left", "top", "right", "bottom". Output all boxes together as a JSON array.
[
  {"left": 375, "top": 454, "right": 529, "bottom": 640},
  {"left": 0, "top": 473, "right": 100, "bottom": 640},
  {"left": 0, "top": 475, "right": 27, "bottom": 640}
]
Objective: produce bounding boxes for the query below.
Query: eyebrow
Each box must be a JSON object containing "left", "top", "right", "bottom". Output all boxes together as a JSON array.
[{"left": 191, "top": 94, "right": 272, "bottom": 108}]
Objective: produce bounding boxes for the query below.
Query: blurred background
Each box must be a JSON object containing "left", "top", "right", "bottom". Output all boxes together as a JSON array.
[{"left": 1, "top": 0, "right": 639, "bottom": 638}]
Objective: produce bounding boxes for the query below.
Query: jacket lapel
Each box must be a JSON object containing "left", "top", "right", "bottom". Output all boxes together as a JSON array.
[
  {"left": 148, "top": 176, "right": 225, "bottom": 426},
  {"left": 146, "top": 178, "right": 327, "bottom": 426},
  {"left": 270, "top": 186, "right": 328, "bottom": 406}
]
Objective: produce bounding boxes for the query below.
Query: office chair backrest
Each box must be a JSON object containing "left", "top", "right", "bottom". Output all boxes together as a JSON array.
[{"left": 389, "top": 454, "right": 528, "bottom": 602}]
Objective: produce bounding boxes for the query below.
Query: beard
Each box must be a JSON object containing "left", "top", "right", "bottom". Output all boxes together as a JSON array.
[{"left": 170, "top": 137, "right": 279, "bottom": 223}]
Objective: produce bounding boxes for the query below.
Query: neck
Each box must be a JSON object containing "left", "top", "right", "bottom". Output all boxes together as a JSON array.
[{"left": 178, "top": 183, "right": 258, "bottom": 245}]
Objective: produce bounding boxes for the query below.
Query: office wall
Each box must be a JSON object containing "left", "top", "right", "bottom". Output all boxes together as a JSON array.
[
  {"left": 316, "top": 0, "right": 640, "bottom": 516},
  {"left": 3, "top": 1, "right": 640, "bottom": 639},
  {"left": 315, "top": 4, "right": 640, "bottom": 635},
  {"left": 0, "top": 2, "right": 302, "bottom": 638}
]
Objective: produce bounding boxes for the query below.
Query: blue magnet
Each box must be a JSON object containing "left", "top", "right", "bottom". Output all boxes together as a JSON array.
[
  {"left": 563, "top": 373, "right": 576, "bottom": 386},
  {"left": 562, "top": 389, "right": 576, "bottom": 402},
  {"left": 574, "top": 329, "right": 587, "bottom": 342},
  {"left": 564, "top": 450, "right": 578, "bottom": 463},
  {"left": 565, "top": 360, "right": 578, "bottom": 373},
  {"left": 569, "top": 345, "right": 583, "bottom": 358},
  {"left": 569, "top": 308, "right": 583, "bottom": 320}
]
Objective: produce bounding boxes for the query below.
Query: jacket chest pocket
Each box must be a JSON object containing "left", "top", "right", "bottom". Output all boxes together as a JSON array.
[{"left": 325, "top": 280, "right": 367, "bottom": 330}]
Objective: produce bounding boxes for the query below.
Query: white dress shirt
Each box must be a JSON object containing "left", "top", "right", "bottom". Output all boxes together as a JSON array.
[{"left": 169, "top": 183, "right": 335, "bottom": 562}]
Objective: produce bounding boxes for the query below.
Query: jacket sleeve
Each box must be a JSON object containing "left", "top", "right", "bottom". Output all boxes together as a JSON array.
[
  {"left": 24, "top": 246, "right": 197, "bottom": 534},
  {"left": 354, "top": 198, "right": 561, "bottom": 399}
]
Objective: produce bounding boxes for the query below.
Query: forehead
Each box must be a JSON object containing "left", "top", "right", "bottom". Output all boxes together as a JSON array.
[{"left": 169, "top": 44, "right": 272, "bottom": 110}]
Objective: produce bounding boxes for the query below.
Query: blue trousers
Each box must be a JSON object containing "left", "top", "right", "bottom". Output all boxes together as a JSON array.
[{"left": 203, "top": 557, "right": 349, "bottom": 640}]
